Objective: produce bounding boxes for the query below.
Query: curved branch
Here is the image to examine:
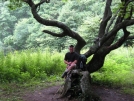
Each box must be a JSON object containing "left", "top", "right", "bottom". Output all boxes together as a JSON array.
[
  {"left": 85, "top": 19, "right": 134, "bottom": 57},
  {"left": 108, "top": 27, "right": 130, "bottom": 51},
  {"left": 118, "top": 0, "right": 133, "bottom": 21},
  {"left": 42, "top": 30, "right": 66, "bottom": 37},
  {"left": 127, "top": 35, "right": 134, "bottom": 40},
  {"left": 24, "top": 0, "right": 86, "bottom": 53},
  {"left": 105, "top": 9, "right": 120, "bottom": 34},
  {"left": 24, "top": 0, "right": 75, "bottom": 36},
  {"left": 35, "top": 0, "right": 46, "bottom": 7},
  {"left": 98, "top": 0, "right": 112, "bottom": 37},
  {"left": 85, "top": 0, "right": 134, "bottom": 73},
  {"left": 35, "top": 0, "right": 51, "bottom": 12},
  {"left": 86, "top": 24, "right": 131, "bottom": 73},
  {"left": 125, "top": 0, "right": 133, "bottom": 7}
]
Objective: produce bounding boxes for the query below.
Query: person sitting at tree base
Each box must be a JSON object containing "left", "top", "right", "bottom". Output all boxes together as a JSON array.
[{"left": 61, "top": 45, "right": 79, "bottom": 78}]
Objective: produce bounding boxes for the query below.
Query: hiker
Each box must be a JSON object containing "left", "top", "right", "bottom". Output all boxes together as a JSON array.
[{"left": 61, "top": 45, "right": 79, "bottom": 78}]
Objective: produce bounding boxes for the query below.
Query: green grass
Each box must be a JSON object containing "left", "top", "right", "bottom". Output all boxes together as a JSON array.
[
  {"left": 0, "top": 48, "right": 65, "bottom": 101},
  {"left": 91, "top": 47, "right": 134, "bottom": 94},
  {"left": 0, "top": 47, "right": 134, "bottom": 101},
  {"left": 0, "top": 48, "right": 65, "bottom": 83},
  {"left": 121, "top": 87, "right": 134, "bottom": 95}
]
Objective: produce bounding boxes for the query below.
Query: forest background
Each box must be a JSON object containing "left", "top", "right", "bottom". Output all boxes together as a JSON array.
[{"left": 0, "top": 0, "right": 134, "bottom": 100}]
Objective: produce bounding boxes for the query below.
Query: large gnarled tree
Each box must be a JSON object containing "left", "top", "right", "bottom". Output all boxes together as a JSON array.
[
  {"left": 13, "top": 0, "right": 134, "bottom": 73},
  {"left": 7, "top": 0, "right": 134, "bottom": 99}
]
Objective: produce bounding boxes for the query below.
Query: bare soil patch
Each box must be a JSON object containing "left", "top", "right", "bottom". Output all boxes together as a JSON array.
[{"left": 23, "top": 85, "right": 134, "bottom": 101}]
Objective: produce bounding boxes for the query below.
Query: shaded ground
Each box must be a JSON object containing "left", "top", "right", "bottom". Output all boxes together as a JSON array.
[
  {"left": 92, "top": 85, "right": 134, "bottom": 101},
  {"left": 23, "top": 85, "right": 134, "bottom": 101}
]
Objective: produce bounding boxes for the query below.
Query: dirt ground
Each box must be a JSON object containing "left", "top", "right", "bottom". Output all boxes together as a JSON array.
[{"left": 23, "top": 85, "right": 134, "bottom": 101}]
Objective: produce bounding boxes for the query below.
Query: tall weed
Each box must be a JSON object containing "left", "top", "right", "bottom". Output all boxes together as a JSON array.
[
  {"left": 0, "top": 47, "right": 133, "bottom": 86},
  {"left": 0, "top": 49, "right": 65, "bottom": 83}
]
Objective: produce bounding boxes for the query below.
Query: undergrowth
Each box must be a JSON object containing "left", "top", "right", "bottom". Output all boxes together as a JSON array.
[
  {"left": 0, "top": 47, "right": 134, "bottom": 90},
  {"left": 0, "top": 48, "right": 65, "bottom": 83},
  {"left": 0, "top": 47, "right": 134, "bottom": 101},
  {"left": 91, "top": 47, "right": 134, "bottom": 88}
]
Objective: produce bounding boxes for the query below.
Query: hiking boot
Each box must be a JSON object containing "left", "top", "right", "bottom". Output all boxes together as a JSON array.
[{"left": 61, "top": 72, "right": 67, "bottom": 78}]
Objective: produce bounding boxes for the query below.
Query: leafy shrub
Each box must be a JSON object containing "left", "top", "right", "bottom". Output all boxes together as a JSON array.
[
  {"left": 91, "top": 47, "right": 134, "bottom": 87},
  {"left": 0, "top": 47, "right": 133, "bottom": 86},
  {"left": 0, "top": 48, "right": 65, "bottom": 83}
]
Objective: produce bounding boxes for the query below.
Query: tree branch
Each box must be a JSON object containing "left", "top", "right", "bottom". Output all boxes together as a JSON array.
[
  {"left": 35, "top": 0, "right": 46, "bottom": 7},
  {"left": 127, "top": 36, "right": 134, "bottom": 39},
  {"left": 125, "top": 0, "right": 133, "bottom": 7},
  {"left": 85, "top": 19, "right": 134, "bottom": 57},
  {"left": 113, "top": 0, "right": 133, "bottom": 26},
  {"left": 98, "top": 0, "right": 112, "bottom": 37},
  {"left": 108, "top": 27, "right": 130, "bottom": 50},
  {"left": 42, "top": 30, "right": 66, "bottom": 37},
  {"left": 23, "top": 0, "right": 86, "bottom": 53},
  {"left": 85, "top": 0, "right": 113, "bottom": 57},
  {"left": 105, "top": 9, "right": 120, "bottom": 34},
  {"left": 119, "top": 0, "right": 133, "bottom": 21}
]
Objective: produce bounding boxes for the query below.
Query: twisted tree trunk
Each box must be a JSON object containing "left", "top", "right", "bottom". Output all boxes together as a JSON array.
[
  {"left": 23, "top": 0, "right": 134, "bottom": 73},
  {"left": 58, "top": 69, "right": 101, "bottom": 101},
  {"left": 22, "top": 0, "right": 134, "bottom": 100}
]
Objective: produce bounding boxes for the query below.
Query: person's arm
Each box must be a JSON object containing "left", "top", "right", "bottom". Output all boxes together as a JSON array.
[
  {"left": 71, "top": 53, "right": 78, "bottom": 65},
  {"left": 72, "top": 60, "right": 77, "bottom": 64},
  {"left": 64, "top": 60, "right": 69, "bottom": 65}
]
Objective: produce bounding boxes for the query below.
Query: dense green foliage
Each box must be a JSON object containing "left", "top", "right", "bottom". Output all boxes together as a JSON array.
[
  {"left": 0, "top": 0, "right": 132, "bottom": 52},
  {"left": 0, "top": 47, "right": 134, "bottom": 101},
  {"left": 0, "top": 47, "right": 133, "bottom": 88},
  {"left": 1, "top": 0, "right": 134, "bottom": 53},
  {"left": 0, "top": 1, "right": 134, "bottom": 100},
  {"left": 92, "top": 47, "right": 134, "bottom": 87},
  {"left": 1, "top": 0, "right": 102, "bottom": 51},
  {"left": 0, "top": 48, "right": 65, "bottom": 83},
  {"left": 0, "top": 0, "right": 134, "bottom": 87}
]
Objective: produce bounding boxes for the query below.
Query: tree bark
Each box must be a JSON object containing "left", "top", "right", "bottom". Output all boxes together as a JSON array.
[
  {"left": 84, "top": 0, "right": 134, "bottom": 73},
  {"left": 22, "top": 0, "right": 134, "bottom": 100},
  {"left": 23, "top": 0, "right": 86, "bottom": 54},
  {"left": 60, "top": 69, "right": 95, "bottom": 101},
  {"left": 23, "top": 0, "right": 134, "bottom": 73}
]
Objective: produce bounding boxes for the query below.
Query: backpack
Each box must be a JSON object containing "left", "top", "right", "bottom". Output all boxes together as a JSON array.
[{"left": 77, "top": 54, "right": 87, "bottom": 71}]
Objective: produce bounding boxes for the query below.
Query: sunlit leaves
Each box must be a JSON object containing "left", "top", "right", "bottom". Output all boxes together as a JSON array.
[
  {"left": 13, "top": 18, "right": 31, "bottom": 49},
  {"left": 0, "top": 1, "right": 17, "bottom": 45},
  {"left": 0, "top": 49, "right": 65, "bottom": 82},
  {"left": 1, "top": 0, "right": 134, "bottom": 51},
  {"left": 7, "top": 0, "right": 23, "bottom": 10}
]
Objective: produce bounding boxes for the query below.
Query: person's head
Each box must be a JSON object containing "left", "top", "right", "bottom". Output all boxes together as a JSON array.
[{"left": 69, "top": 45, "right": 74, "bottom": 53}]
